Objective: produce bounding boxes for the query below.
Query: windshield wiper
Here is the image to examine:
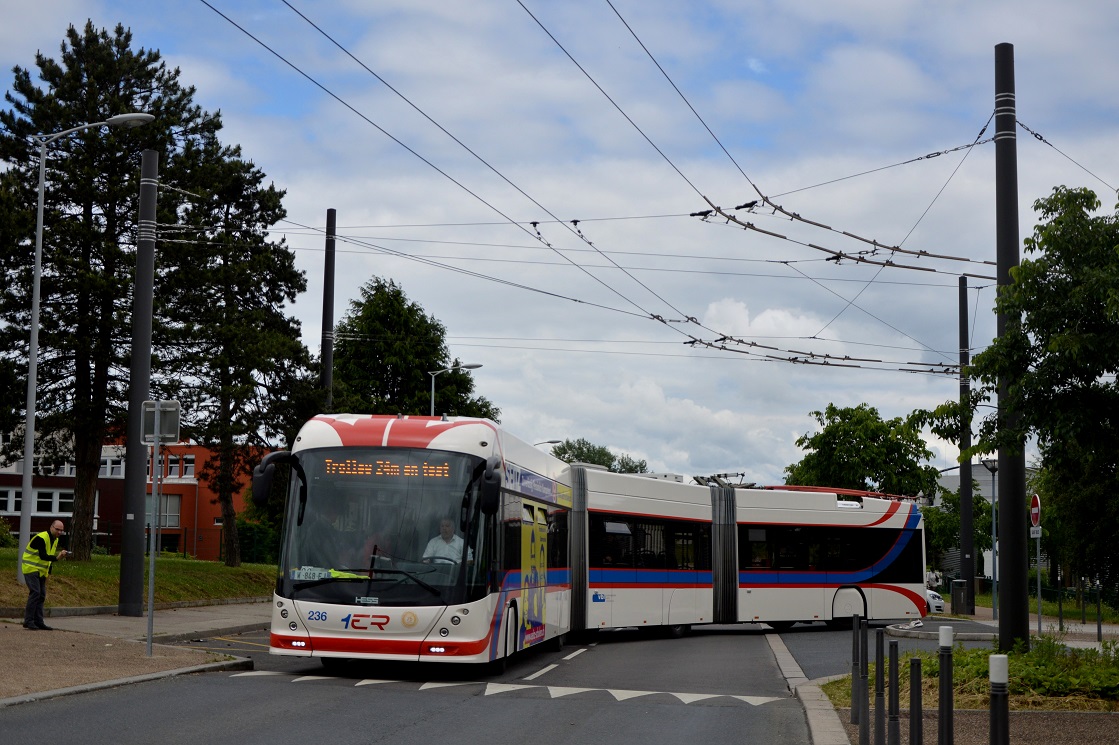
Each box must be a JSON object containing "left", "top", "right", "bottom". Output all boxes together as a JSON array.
[{"left": 371, "top": 567, "right": 442, "bottom": 596}]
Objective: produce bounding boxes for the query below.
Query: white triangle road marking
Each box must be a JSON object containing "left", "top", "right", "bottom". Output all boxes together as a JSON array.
[
  {"left": 292, "top": 675, "right": 335, "bottom": 683},
  {"left": 355, "top": 679, "right": 397, "bottom": 687},
  {"left": 731, "top": 695, "right": 781, "bottom": 706},
  {"left": 231, "top": 671, "right": 285, "bottom": 677},
  {"left": 420, "top": 682, "right": 476, "bottom": 690},
  {"left": 609, "top": 689, "right": 658, "bottom": 701},
  {"left": 672, "top": 692, "right": 722, "bottom": 704},
  {"left": 547, "top": 686, "right": 597, "bottom": 698},
  {"left": 485, "top": 683, "right": 535, "bottom": 696}
]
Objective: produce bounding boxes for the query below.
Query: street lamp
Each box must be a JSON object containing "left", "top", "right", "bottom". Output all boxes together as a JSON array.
[
  {"left": 981, "top": 457, "right": 998, "bottom": 621},
  {"left": 428, "top": 363, "right": 482, "bottom": 416},
  {"left": 18, "top": 112, "right": 155, "bottom": 582}
]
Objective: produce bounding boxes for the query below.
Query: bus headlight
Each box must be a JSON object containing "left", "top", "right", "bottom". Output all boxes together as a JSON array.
[
  {"left": 289, "top": 621, "right": 299, "bottom": 631},
  {"left": 439, "top": 627, "right": 449, "bottom": 637},
  {"left": 450, "top": 616, "right": 460, "bottom": 625}
]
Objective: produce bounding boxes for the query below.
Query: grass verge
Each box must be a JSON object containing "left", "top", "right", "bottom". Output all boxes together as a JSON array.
[
  {"left": 821, "top": 635, "right": 1119, "bottom": 712},
  {"left": 0, "top": 548, "right": 276, "bottom": 609}
]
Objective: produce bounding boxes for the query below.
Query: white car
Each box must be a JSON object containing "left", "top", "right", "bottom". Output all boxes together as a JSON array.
[{"left": 926, "top": 588, "right": 945, "bottom": 614}]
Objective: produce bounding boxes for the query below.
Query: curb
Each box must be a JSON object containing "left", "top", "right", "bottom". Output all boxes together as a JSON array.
[
  {"left": 0, "top": 655, "right": 254, "bottom": 709},
  {"left": 886, "top": 621, "right": 997, "bottom": 642}
]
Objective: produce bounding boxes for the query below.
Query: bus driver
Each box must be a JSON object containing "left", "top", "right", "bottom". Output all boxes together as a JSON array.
[{"left": 423, "top": 518, "right": 465, "bottom": 563}]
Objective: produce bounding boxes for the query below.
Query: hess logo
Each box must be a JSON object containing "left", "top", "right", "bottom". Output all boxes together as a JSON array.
[{"left": 341, "top": 613, "right": 390, "bottom": 631}]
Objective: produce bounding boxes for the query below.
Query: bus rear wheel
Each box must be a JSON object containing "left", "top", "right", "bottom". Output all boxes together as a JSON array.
[{"left": 766, "top": 621, "right": 795, "bottom": 632}]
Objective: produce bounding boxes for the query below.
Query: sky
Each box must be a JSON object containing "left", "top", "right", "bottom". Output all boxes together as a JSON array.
[{"left": 3, "top": 1, "right": 1118, "bottom": 485}]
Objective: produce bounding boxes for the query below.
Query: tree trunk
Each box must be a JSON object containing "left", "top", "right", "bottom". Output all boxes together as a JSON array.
[{"left": 69, "top": 431, "right": 103, "bottom": 560}]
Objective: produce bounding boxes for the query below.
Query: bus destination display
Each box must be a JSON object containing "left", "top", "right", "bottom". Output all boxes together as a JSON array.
[{"left": 324, "top": 458, "right": 451, "bottom": 478}]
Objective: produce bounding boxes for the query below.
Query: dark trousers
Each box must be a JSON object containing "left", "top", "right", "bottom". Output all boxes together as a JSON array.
[{"left": 24, "top": 573, "right": 47, "bottom": 628}]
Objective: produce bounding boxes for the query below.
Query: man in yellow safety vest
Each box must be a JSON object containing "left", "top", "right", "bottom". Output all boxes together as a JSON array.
[{"left": 21, "top": 520, "right": 69, "bottom": 630}]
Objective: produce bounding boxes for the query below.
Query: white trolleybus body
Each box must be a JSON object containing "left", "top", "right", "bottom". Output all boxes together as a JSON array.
[{"left": 253, "top": 415, "right": 927, "bottom": 667}]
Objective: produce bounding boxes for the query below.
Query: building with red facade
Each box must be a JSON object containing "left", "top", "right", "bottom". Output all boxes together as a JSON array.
[{"left": 1, "top": 441, "right": 250, "bottom": 562}]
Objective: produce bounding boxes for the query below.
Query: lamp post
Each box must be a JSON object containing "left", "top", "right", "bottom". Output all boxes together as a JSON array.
[
  {"left": 428, "top": 363, "right": 482, "bottom": 416},
  {"left": 981, "top": 458, "right": 998, "bottom": 621},
  {"left": 18, "top": 113, "right": 155, "bottom": 583}
]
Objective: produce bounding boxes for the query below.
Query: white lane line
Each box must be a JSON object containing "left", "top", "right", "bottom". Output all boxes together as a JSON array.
[
  {"left": 522, "top": 663, "right": 558, "bottom": 681},
  {"left": 291, "top": 675, "right": 334, "bottom": 682},
  {"left": 231, "top": 671, "right": 285, "bottom": 677},
  {"left": 562, "top": 648, "right": 587, "bottom": 661},
  {"left": 355, "top": 679, "right": 395, "bottom": 687}
]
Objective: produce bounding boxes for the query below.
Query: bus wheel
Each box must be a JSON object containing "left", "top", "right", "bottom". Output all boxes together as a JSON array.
[
  {"left": 825, "top": 617, "right": 853, "bottom": 630},
  {"left": 665, "top": 624, "right": 691, "bottom": 638},
  {"left": 767, "top": 621, "right": 795, "bottom": 632},
  {"left": 545, "top": 632, "right": 566, "bottom": 652}
]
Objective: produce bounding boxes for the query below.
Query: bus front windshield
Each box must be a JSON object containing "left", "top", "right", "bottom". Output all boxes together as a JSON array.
[{"left": 277, "top": 447, "right": 491, "bottom": 606}]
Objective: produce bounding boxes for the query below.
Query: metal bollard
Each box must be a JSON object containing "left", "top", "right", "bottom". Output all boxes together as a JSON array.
[
  {"left": 938, "top": 625, "right": 954, "bottom": 745},
  {"left": 875, "top": 629, "right": 885, "bottom": 745},
  {"left": 910, "top": 657, "right": 923, "bottom": 745},
  {"left": 851, "top": 614, "right": 861, "bottom": 724},
  {"left": 859, "top": 619, "right": 870, "bottom": 745},
  {"left": 989, "top": 654, "right": 1008, "bottom": 745},
  {"left": 888, "top": 640, "right": 900, "bottom": 745}
]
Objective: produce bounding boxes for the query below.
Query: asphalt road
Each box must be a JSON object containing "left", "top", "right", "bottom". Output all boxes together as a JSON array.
[{"left": 1, "top": 624, "right": 817, "bottom": 745}]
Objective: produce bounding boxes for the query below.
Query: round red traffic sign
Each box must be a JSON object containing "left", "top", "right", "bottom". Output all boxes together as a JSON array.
[{"left": 1030, "top": 494, "right": 1041, "bottom": 527}]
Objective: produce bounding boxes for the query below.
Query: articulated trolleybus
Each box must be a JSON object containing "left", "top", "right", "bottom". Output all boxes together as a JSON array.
[{"left": 253, "top": 414, "right": 927, "bottom": 668}]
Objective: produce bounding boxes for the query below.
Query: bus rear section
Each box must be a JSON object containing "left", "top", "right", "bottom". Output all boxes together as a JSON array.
[{"left": 566, "top": 469, "right": 927, "bottom": 634}]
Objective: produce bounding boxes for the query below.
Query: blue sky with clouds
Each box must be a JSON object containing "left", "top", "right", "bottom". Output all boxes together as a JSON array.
[{"left": 4, "top": 1, "right": 1118, "bottom": 484}]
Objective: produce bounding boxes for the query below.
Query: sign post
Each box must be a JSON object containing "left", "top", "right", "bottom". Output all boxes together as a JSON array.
[
  {"left": 1030, "top": 494, "right": 1042, "bottom": 635},
  {"left": 140, "top": 400, "right": 181, "bottom": 656}
]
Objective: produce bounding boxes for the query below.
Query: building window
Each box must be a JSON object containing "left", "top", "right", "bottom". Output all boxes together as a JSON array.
[
  {"left": 145, "top": 493, "right": 181, "bottom": 528},
  {"left": 182, "top": 455, "right": 195, "bottom": 477},
  {"left": 101, "top": 458, "right": 125, "bottom": 478},
  {"left": 1, "top": 489, "right": 77, "bottom": 516},
  {"left": 168, "top": 455, "right": 180, "bottom": 478},
  {"left": 213, "top": 516, "right": 223, "bottom": 526}
]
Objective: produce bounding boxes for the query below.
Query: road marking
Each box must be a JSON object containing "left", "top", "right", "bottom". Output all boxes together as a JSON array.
[
  {"left": 232, "top": 672, "right": 782, "bottom": 706},
  {"left": 562, "top": 648, "right": 586, "bottom": 661},
  {"left": 522, "top": 664, "right": 557, "bottom": 681},
  {"left": 548, "top": 686, "right": 596, "bottom": 698},
  {"left": 485, "top": 683, "right": 535, "bottom": 695}
]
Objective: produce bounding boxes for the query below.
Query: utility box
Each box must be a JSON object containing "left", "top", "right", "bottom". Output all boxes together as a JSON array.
[{"left": 951, "top": 579, "right": 968, "bottom": 613}]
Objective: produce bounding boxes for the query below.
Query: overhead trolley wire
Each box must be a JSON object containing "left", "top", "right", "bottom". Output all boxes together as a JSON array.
[{"left": 279, "top": 0, "right": 693, "bottom": 328}]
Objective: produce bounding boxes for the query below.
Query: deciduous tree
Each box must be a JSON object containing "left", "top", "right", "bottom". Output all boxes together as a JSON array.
[{"left": 783, "top": 403, "right": 939, "bottom": 497}]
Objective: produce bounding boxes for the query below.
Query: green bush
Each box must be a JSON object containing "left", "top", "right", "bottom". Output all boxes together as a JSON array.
[
  {"left": 0, "top": 528, "right": 17, "bottom": 549},
  {"left": 236, "top": 517, "right": 278, "bottom": 565}
]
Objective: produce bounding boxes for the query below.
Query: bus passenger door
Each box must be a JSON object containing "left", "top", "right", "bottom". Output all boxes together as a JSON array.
[{"left": 520, "top": 504, "right": 548, "bottom": 647}]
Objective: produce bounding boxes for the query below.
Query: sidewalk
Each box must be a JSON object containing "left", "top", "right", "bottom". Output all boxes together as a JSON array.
[{"left": 0, "top": 598, "right": 268, "bottom": 707}]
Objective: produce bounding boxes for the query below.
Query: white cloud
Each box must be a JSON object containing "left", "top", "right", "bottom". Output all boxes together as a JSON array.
[{"left": 4, "top": 1, "right": 1113, "bottom": 486}]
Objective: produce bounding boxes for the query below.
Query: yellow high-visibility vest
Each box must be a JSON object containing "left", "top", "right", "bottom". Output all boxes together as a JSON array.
[{"left": 21, "top": 530, "right": 59, "bottom": 577}]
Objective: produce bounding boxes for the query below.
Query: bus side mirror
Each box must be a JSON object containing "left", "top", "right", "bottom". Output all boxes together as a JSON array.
[
  {"left": 252, "top": 451, "right": 307, "bottom": 522},
  {"left": 480, "top": 455, "right": 501, "bottom": 515},
  {"left": 251, "top": 452, "right": 289, "bottom": 509}
]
